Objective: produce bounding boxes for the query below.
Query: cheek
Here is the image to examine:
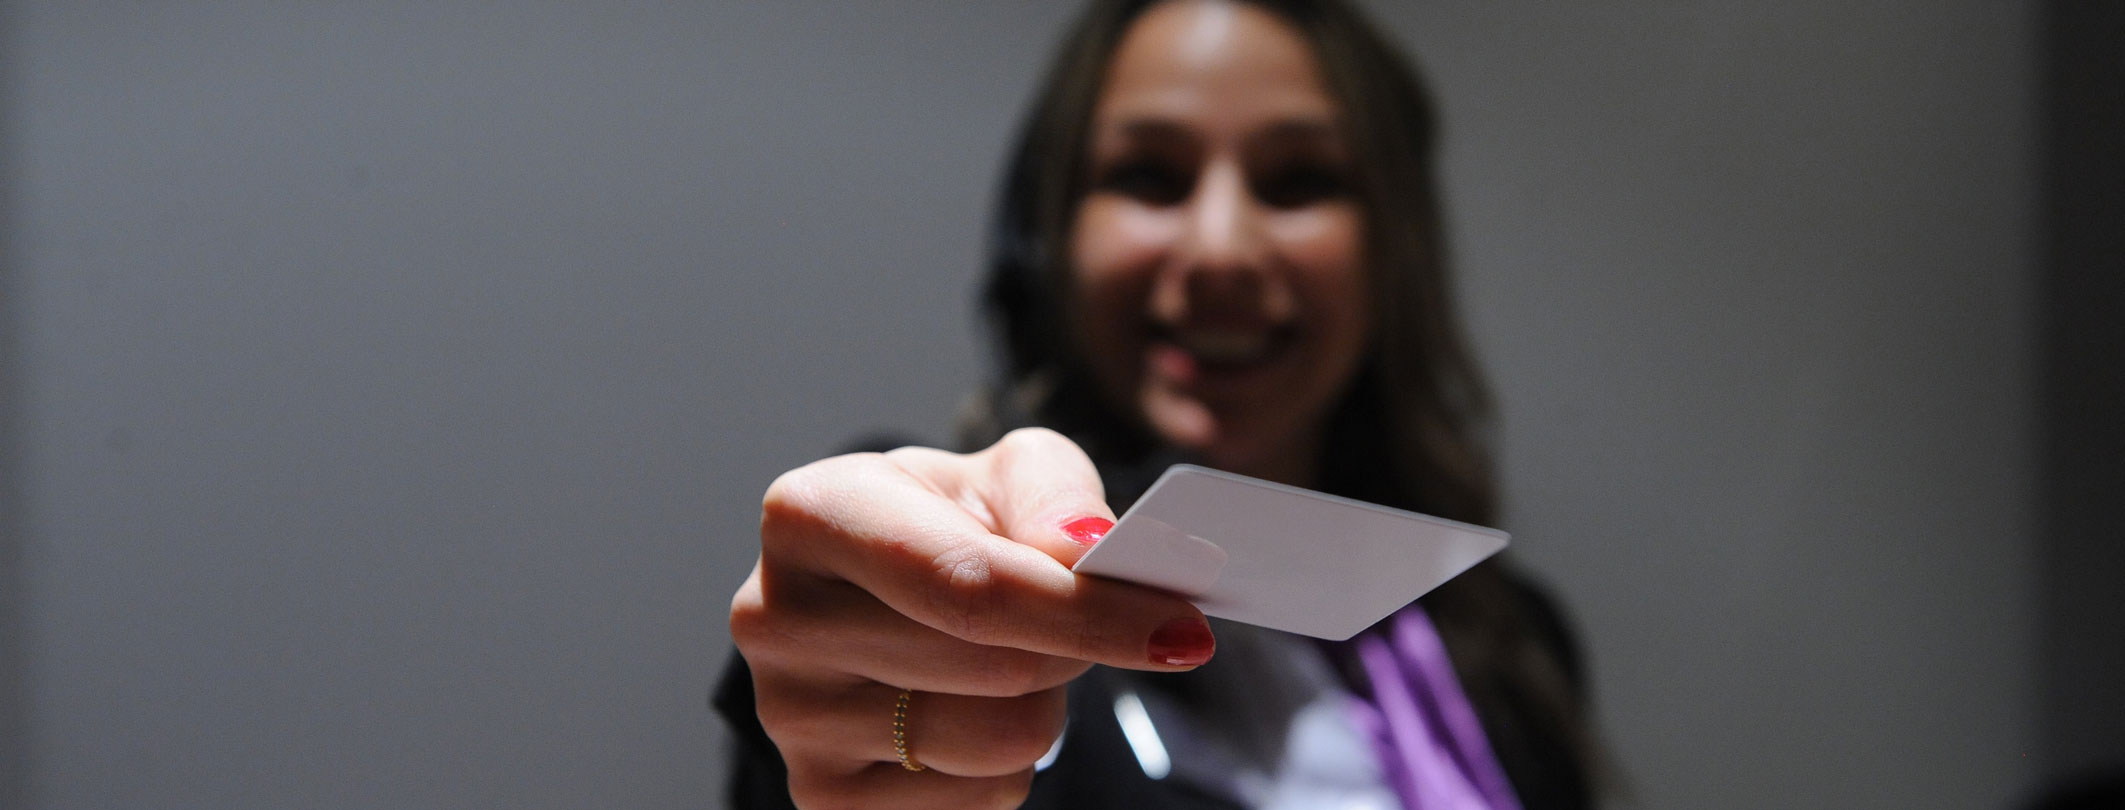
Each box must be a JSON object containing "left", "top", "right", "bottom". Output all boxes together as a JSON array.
[
  {"left": 1071, "top": 200, "right": 1180, "bottom": 317},
  {"left": 1072, "top": 198, "right": 1179, "bottom": 287},
  {"left": 1068, "top": 199, "right": 1176, "bottom": 379},
  {"left": 1270, "top": 207, "right": 1369, "bottom": 335}
]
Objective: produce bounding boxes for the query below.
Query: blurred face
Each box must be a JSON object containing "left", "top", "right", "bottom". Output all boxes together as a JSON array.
[{"left": 1070, "top": 0, "right": 1369, "bottom": 483}]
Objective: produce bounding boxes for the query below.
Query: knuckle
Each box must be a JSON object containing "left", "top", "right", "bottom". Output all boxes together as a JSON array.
[
  {"left": 1070, "top": 605, "right": 1115, "bottom": 663},
  {"left": 980, "top": 769, "right": 1037, "bottom": 810},
  {"left": 761, "top": 453, "right": 888, "bottom": 530},
  {"left": 984, "top": 697, "right": 1067, "bottom": 767},
  {"left": 880, "top": 444, "right": 949, "bottom": 468},
  {"left": 760, "top": 460, "right": 837, "bottom": 529},
  {"left": 747, "top": 678, "right": 826, "bottom": 755},
  {"left": 925, "top": 544, "right": 1006, "bottom": 643},
  {"left": 726, "top": 567, "right": 810, "bottom": 664},
  {"left": 760, "top": 454, "right": 899, "bottom": 567},
  {"left": 755, "top": 705, "right": 838, "bottom": 757},
  {"left": 993, "top": 650, "right": 1053, "bottom": 697},
  {"left": 970, "top": 647, "right": 1073, "bottom": 697},
  {"left": 785, "top": 770, "right": 863, "bottom": 810},
  {"left": 749, "top": 685, "right": 805, "bottom": 740},
  {"left": 726, "top": 572, "right": 771, "bottom": 648},
  {"left": 996, "top": 426, "right": 1070, "bottom": 457},
  {"left": 753, "top": 690, "right": 879, "bottom": 781},
  {"left": 940, "top": 694, "right": 1067, "bottom": 776},
  {"left": 758, "top": 476, "right": 817, "bottom": 543}
]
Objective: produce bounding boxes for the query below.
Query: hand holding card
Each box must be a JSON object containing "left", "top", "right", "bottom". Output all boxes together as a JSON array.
[{"left": 1072, "top": 465, "right": 1509, "bottom": 640}]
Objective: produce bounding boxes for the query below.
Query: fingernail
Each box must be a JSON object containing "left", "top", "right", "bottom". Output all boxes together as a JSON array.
[
  {"left": 1147, "top": 618, "right": 1215, "bottom": 667},
  {"left": 1061, "top": 516, "right": 1114, "bottom": 547}
]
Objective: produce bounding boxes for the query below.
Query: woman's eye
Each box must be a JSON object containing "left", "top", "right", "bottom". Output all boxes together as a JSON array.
[
  {"left": 1098, "top": 161, "right": 1193, "bottom": 206},
  {"left": 1254, "top": 165, "right": 1349, "bottom": 208}
]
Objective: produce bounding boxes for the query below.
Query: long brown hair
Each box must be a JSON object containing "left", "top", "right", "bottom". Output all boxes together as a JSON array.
[
  {"left": 969, "top": 0, "right": 1602, "bottom": 802},
  {"left": 980, "top": 0, "right": 1491, "bottom": 522}
]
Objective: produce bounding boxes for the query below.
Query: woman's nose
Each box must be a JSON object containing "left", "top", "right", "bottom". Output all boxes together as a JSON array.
[{"left": 1179, "top": 160, "right": 1265, "bottom": 276}]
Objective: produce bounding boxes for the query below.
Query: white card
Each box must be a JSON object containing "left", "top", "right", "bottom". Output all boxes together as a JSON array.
[{"left": 1071, "top": 464, "right": 1508, "bottom": 640}]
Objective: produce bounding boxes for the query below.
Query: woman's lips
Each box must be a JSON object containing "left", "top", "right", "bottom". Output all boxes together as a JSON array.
[{"left": 1147, "top": 325, "right": 1297, "bottom": 385}]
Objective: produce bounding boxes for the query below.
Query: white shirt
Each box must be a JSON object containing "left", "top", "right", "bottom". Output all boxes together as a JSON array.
[{"left": 1106, "top": 620, "right": 1402, "bottom": 810}]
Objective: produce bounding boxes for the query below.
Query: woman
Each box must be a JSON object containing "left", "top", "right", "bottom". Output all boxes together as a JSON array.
[{"left": 718, "top": 1, "right": 1599, "bottom": 807}]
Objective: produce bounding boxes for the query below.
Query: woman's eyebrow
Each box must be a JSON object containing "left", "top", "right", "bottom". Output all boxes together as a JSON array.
[
  {"left": 1096, "top": 116, "right": 1341, "bottom": 150},
  {"left": 1249, "top": 118, "right": 1343, "bottom": 148},
  {"left": 1102, "top": 118, "right": 1195, "bottom": 147}
]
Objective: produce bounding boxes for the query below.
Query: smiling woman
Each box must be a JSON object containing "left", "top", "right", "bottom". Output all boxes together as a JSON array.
[
  {"left": 718, "top": 1, "right": 1599, "bottom": 808},
  {"left": 982, "top": 0, "right": 1496, "bottom": 527},
  {"left": 1069, "top": 0, "right": 1372, "bottom": 483}
]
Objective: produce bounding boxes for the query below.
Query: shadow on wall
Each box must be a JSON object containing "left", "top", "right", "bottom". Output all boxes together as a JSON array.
[
  {"left": 2036, "top": 0, "right": 2125, "bottom": 803},
  {"left": 2024, "top": 772, "right": 2125, "bottom": 810}
]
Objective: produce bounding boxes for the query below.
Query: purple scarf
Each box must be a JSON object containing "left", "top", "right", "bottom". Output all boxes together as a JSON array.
[{"left": 1341, "top": 606, "right": 1523, "bottom": 810}]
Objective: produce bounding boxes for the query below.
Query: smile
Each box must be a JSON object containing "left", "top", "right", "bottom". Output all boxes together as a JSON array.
[{"left": 1153, "top": 325, "right": 1299, "bottom": 375}]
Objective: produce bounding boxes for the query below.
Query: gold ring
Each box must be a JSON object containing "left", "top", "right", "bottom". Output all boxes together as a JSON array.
[{"left": 892, "top": 688, "right": 925, "bottom": 771}]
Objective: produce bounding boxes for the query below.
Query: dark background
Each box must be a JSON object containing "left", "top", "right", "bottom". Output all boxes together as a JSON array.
[{"left": 2, "top": 2, "right": 2116, "bottom": 808}]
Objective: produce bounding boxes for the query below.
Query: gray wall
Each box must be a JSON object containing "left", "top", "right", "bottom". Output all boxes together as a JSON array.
[
  {"left": 0, "top": 2, "right": 2070, "bottom": 808},
  {"left": 1404, "top": 6, "right": 2041, "bottom": 808}
]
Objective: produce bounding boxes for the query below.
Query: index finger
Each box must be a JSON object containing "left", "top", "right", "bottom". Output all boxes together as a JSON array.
[{"left": 761, "top": 450, "right": 1214, "bottom": 672}]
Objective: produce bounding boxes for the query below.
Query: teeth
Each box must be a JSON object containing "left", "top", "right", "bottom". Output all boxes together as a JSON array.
[{"left": 1176, "top": 330, "right": 1272, "bottom": 364}]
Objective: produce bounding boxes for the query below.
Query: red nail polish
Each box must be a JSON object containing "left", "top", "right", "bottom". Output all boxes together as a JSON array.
[
  {"left": 1147, "top": 618, "right": 1215, "bottom": 667},
  {"left": 1061, "top": 516, "right": 1114, "bottom": 547}
]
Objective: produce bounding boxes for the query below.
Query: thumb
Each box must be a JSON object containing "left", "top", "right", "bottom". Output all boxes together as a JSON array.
[{"left": 970, "top": 427, "right": 1119, "bottom": 568}]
